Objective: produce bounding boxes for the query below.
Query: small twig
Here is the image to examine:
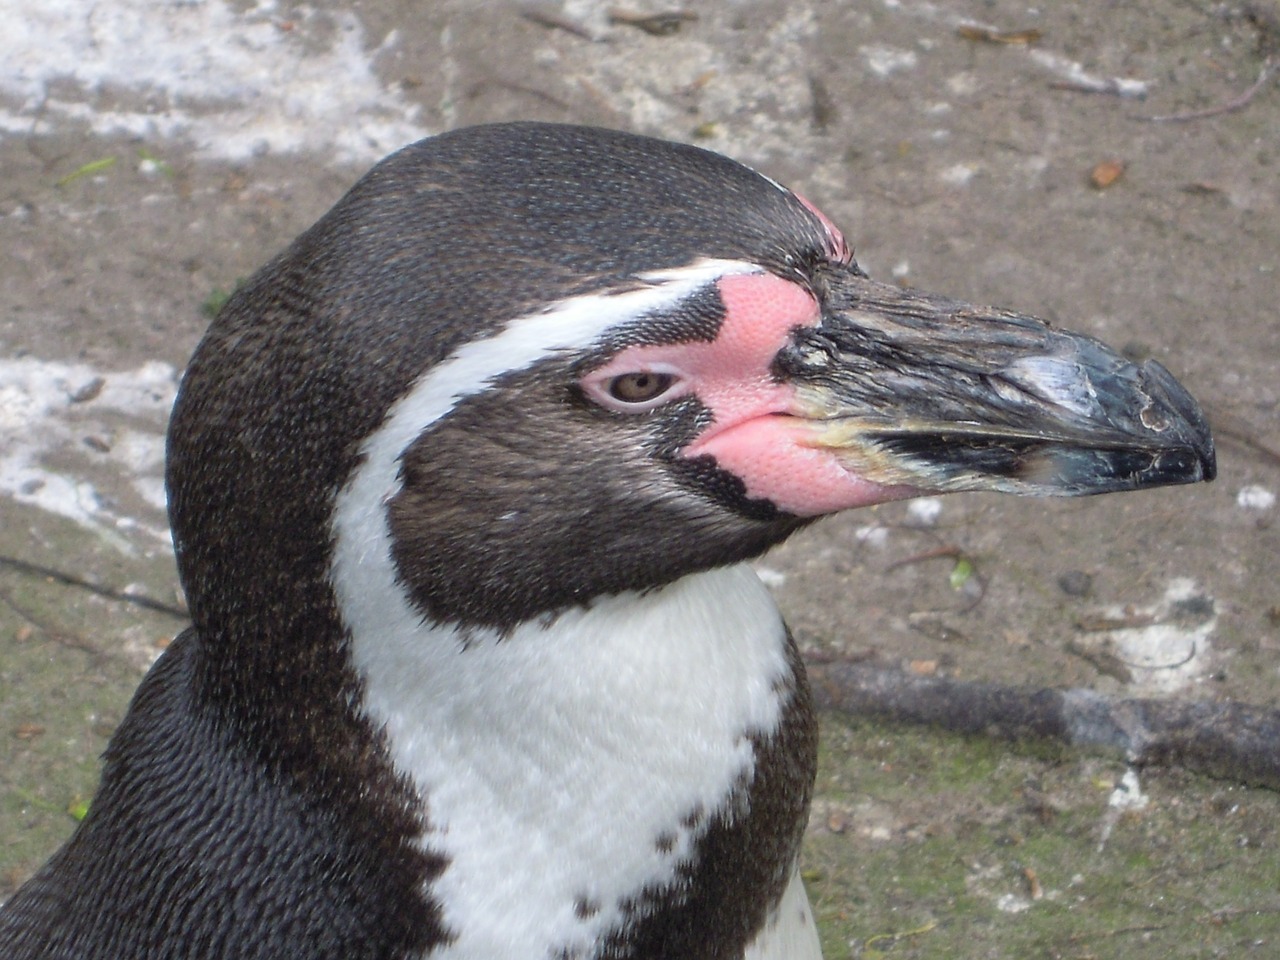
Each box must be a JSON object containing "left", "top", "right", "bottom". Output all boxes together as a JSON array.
[
  {"left": 956, "top": 24, "right": 1042, "bottom": 45},
  {"left": 1050, "top": 77, "right": 1150, "bottom": 98},
  {"left": 1211, "top": 416, "right": 1280, "bottom": 469},
  {"left": 608, "top": 9, "right": 698, "bottom": 36},
  {"left": 887, "top": 546, "right": 988, "bottom": 616},
  {"left": 884, "top": 545, "right": 962, "bottom": 571},
  {"left": 1069, "top": 924, "right": 1169, "bottom": 941},
  {"left": 520, "top": 6, "right": 600, "bottom": 42},
  {"left": 864, "top": 920, "right": 939, "bottom": 950},
  {"left": 0, "top": 586, "right": 114, "bottom": 667},
  {"left": 907, "top": 614, "right": 973, "bottom": 644},
  {"left": 1113, "top": 641, "right": 1199, "bottom": 673},
  {"left": 0, "top": 554, "right": 188, "bottom": 618},
  {"left": 1134, "top": 58, "right": 1276, "bottom": 122},
  {"left": 1032, "top": 49, "right": 1151, "bottom": 99},
  {"left": 1065, "top": 638, "right": 1134, "bottom": 684},
  {"left": 483, "top": 78, "right": 575, "bottom": 113},
  {"left": 1076, "top": 612, "right": 1159, "bottom": 632},
  {"left": 56, "top": 156, "right": 117, "bottom": 187}
]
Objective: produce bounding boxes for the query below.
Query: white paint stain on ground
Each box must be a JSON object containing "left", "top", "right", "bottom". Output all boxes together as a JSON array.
[
  {"left": 1098, "top": 767, "right": 1149, "bottom": 849},
  {"left": 0, "top": 0, "right": 430, "bottom": 165},
  {"left": 1081, "top": 579, "right": 1216, "bottom": 695},
  {"left": 1024, "top": 49, "right": 1151, "bottom": 99},
  {"left": 1107, "top": 768, "right": 1149, "bottom": 812},
  {"left": 0, "top": 358, "right": 176, "bottom": 548},
  {"left": 995, "top": 892, "right": 1032, "bottom": 914},
  {"left": 860, "top": 45, "right": 919, "bottom": 78}
]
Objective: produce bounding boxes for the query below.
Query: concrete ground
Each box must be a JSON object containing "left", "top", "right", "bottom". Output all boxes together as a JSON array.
[{"left": 2, "top": 1, "right": 1278, "bottom": 955}]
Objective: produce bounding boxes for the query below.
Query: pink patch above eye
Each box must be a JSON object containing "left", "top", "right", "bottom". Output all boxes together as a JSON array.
[
  {"left": 581, "top": 272, "right": 820, "bottom": 416},
  {"left": 583, "top": 271, "right": 916, "bottom": 517}
]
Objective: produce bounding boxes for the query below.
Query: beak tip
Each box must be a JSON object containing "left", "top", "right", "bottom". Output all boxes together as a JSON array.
[{"left": 1138, "top": 358, "right": 1216, "bottom": 485}]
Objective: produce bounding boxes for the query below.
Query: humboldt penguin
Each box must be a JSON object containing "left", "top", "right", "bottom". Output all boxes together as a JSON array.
[{"left": 0, "top": 122, "right": 1214, "bottom": 960}]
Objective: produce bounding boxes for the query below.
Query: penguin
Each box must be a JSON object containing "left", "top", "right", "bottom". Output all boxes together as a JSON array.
[{"left": 0, "top": 122, "right": 1214, "bottom": 960}]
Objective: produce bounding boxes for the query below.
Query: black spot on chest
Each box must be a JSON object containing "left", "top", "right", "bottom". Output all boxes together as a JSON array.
[{"left": 589, "top": 638, "right": 817, "bottom": 960}]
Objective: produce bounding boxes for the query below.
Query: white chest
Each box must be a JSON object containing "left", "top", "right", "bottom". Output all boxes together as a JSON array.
[{"left": 340, "top": 564, "right": 791, "bottom": 960}]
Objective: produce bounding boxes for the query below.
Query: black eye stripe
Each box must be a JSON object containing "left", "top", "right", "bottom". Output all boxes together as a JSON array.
[{"left": 585, "top": 286, "right": 727, "bottom": 362}]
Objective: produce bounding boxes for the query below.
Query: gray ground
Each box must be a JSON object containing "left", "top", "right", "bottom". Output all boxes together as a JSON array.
[{"left": 2, "top": 1, "right": 1278, "bottom": 956}]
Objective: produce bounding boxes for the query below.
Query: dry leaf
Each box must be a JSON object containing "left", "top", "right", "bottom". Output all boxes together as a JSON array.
[
  {"left": 908, "top": 659, "right": 939, "bottom": 676},
  {"left": 1090, "top": 159, "right": 1126, "bottom": 189}
]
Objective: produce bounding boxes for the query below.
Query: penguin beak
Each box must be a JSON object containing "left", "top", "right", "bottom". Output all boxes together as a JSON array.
[{"left": 779, "top": 268, "right": 1216, "bottom": 496}]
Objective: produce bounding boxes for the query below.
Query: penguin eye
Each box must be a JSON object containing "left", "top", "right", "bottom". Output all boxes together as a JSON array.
[
  {"left": 607, "top": 372, "right": 677, "bottom": 405},
  {"left": 580, "top": 362, "right": 688, "bottom": 414}
]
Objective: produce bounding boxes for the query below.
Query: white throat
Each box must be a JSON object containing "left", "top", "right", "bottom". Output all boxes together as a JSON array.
[{"left": 336, "top": 561, "right": 791, "bottom": 960}]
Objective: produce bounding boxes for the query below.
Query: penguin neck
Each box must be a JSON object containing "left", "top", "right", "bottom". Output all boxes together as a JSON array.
[
  {"left": 346, "top": 563, "right": 792, "bottom": 776},
  {"left": 340, "top": 562, "right": 797, "bottom": 958}
]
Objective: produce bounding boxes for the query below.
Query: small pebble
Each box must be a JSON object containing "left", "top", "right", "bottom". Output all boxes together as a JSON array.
[
  {"left": 1237, "top": 485, "right": 1275, "bottom": 510},
  {"left": 906, "top": 497, "right": 942, "bottom": 525},
  {"left": 855, "top": 524, "right": 889, "bottom": 547},
  {"left": 13, "top": 723, "right": 45, "bottom": 741},
  {"left": 70, "top": 376, "right": 105, "bottom": 403},
  {"left": 1057, "top": 570, "right": 1094, "bottom": 597}
]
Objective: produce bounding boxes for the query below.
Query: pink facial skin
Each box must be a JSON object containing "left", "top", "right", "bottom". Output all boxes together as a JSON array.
[{"left": 580, "top": 272, "right": 920, "bottom": 517}]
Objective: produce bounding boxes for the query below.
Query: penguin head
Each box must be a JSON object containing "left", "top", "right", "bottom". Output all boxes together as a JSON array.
[{"left": 167, "top": 122, "right": 1214, "bottom": 643}]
